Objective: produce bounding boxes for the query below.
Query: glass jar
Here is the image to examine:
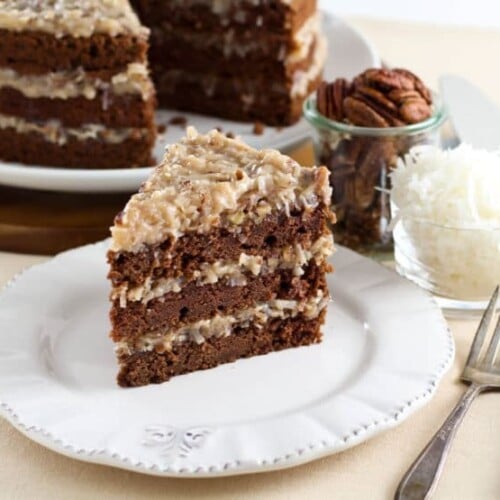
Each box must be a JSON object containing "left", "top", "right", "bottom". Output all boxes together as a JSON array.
[{"left": 303, "top": 95, "right": 447, "bottom": 253}]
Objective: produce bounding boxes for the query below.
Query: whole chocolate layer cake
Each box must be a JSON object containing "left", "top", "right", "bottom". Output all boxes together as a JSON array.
[
  {"left": 131, "top": 0, "right": 326, "bottom": 125},
  {"left": 108, "top": 127, "right": 335, "bottom": 387},
  {"left": 0, "top": 0, "right": 157, "bottom": 168}
]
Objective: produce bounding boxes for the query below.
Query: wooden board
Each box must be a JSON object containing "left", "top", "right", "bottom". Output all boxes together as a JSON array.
[{"left": 0, "top": 186, "right": 130, "bottom": 255}]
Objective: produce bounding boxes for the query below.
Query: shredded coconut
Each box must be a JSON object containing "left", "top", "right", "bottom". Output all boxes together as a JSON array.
[
  {"left": 391, "top": 144, "right": 500, "bottom": 300},
  {"left": 0, "top": 0, "right": 148, "bottom": 38}
]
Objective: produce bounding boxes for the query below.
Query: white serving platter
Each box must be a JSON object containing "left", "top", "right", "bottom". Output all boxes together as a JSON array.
[{"left": 0, "top": 13, "right": 380, "bottom": 193}]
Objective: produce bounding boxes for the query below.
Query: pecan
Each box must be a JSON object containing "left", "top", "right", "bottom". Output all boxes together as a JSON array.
[
  {"left": 400, "top": 98, "right": 433, "bottom": 124},
  {"left": 388, "top": 89, "right": 421, "bottom": 104},
  {"left": 353, "top": 139, "right": 392, "bottom": 209},
  {"left": 331, "top": 78, "right": 350, "bottom": 120},
  {"left": 354, "top": 175, "right": 378, "bottom": 209},
  {"left": 357, "top": 68, "right": 416, "bottom": 93},
  {"left": 316, "top": 67, "right": 433, "bottom": 127},
  {"left": 335, "top": 137, "right": 364, "bottom": 167},
  {"left": 393, "top": 68, "right": 433, "bottom": 104},
  {"left": 317, "top": 79, "right": 349, "bottom": 121},
  {"left": 316, "top": 82, "right": 329, "bottom": 117},
  {"left": 352, "top": 86, "right": 406, "bottom": 127},
  {"left": 355, "top": 86, "right": 399, "bottom": 114},
  {"left": 344, "top": 96, "right": 390, "bottom": 128}
]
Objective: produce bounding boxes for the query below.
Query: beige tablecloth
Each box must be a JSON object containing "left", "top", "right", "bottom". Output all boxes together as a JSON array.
[{"left": 1, "top": 18, "right": 500, "bottom": 500}]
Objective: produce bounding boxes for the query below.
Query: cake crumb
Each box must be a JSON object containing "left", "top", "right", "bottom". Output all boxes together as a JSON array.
[
  {"left": 157, "top": 123, "right": 167, "bottom": 134},
  {"left": 253, "top": 121, "right": 265, "bottom": 135},
  {"left": 169, "top": 116, "right": 188, "bottom": 127},
  {"left": 226, "top": 131, "right": 235, "bottom": 139},
  {"left": 114, "top": 210, "right": 125, "bottom": 225}
]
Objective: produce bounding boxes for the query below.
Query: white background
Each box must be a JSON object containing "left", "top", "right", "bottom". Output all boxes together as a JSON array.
[{"left": 319, "top": 0, "right": 500, "bottom": 28}]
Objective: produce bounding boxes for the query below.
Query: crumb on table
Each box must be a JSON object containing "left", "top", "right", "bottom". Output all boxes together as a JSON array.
[{"left": 253, "top": 121, "right": 265, "bottom": 135}]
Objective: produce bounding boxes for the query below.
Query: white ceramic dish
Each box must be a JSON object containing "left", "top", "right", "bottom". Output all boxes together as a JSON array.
[
  {"left": 0, "top": 13, "right": 380, "bottom": 193},
  {"left": 0, "top": 242, "right": 453, "bottom": 477}
]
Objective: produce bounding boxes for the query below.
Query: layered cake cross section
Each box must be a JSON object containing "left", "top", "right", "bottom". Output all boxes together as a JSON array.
[
  {"left": 0, "top": 0, "right": 157, "bottom": 168},
  {"left": 108, "top": 127, "right": 335, "bottom": 387}
]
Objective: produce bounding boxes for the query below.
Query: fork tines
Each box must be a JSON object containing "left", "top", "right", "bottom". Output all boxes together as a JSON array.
[{"left": 465, "top": 286, "right": 500, "bottom": 371}]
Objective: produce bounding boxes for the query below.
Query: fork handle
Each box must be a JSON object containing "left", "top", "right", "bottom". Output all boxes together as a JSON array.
[{"left": 395, "top": 383, "right": 482, "bottom": 500}]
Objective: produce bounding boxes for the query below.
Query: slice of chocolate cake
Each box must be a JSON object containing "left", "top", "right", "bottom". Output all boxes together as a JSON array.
[
  {"left": 130, "top": 0, "right": 326, "bottom": 126},
  {"left": 0, "top": 0, "right": 157, "bottom": 169},
  {"left": 108, "top": 127, "right": 335, "bottom": 387}
]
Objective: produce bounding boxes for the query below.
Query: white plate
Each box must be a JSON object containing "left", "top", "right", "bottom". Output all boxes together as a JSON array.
[
  {"left": 0, "top": 242, "right": 453, "bottom": 477},
  {"left": 0, "top": 13, "right": 380, "bottom": 193}
]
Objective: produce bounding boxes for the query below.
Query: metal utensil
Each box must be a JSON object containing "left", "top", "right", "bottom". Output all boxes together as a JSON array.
[
  {"left": 395, "top": 286, "right": 500, "bottom": 500},
  {"left": 439, "top": 75, "right": 500, "bottom": 151}
]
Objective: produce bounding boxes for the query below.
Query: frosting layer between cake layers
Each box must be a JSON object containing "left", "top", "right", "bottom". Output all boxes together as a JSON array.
[
  {"left": 116, "top": 290, "right": 329, "bottom": 355},
  {"left": 0, "top": 63, "right": 153, "bottom": 100},
  {"left": 0, "top": 114, "right": 150, "bottom": 145},
  {"left": 112, "top": 233, "right": 334, "bottom": 306}
]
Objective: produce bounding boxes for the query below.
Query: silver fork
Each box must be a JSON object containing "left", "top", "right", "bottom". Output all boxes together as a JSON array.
[{"left": 395, "top": 286, "right": 500, "bottom": 500}]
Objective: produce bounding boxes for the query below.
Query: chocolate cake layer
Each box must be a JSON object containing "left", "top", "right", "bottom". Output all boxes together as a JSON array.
[
  {"left": 131, "top": 0, "right": 315, "bottom": 36},
  {"left": 111, "top": 261, "right": 328, "bottom": 340},
  {"left": 0, "top": 31, "right": 148, "bottom": 74},
  {"left": 155, "top": 70, "right": 322, "bottom": 125},
  {"left": 108, "top": 205, "right": 329, "bottom": 288},
  {"left": 117, "top": 311, "right": 325, "bottom": 387},
  {"left": 152, "top": 37, "right": 316, "bottom": 96},
  {"left": 0, "top": 128, "right": 156, "bottom": 169},
  {"left": 0, "top": 88, "right": 156, "bottom": 128},
  {"left": 149, "top": 34, "right": 317, "bottom": 82}
]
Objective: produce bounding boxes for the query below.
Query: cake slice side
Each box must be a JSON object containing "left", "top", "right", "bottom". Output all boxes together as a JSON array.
[
  {"left": 0, "top": 0, "right": 157, "bottom": 169},
  {"left": 130, "top": 0, "right": 325, "bottom": 125},
  {"left": 108, "top": 128, "right": 335, "bottom": 387}
]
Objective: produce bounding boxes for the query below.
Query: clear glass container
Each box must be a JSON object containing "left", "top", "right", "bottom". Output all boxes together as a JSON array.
[
  {"left": 392, "top": 202, "right": 500, "bottom": 316},
  {"left": 303, "top": 94, "right": 447, "bottom": 254}
]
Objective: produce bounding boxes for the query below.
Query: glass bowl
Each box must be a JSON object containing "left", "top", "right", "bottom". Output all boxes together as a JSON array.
[
  {"left": 391, "top": 204, "right": 500, "bottom": 316},
  {"left": 303, "top": 94, "right": 447, "bottom": 254}
]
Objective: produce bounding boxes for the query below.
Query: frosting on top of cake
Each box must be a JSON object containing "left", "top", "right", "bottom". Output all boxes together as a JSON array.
[
  {"left": 111, "top": 127, "right": 332, "bottom": 253},
  {"left": 0, "top": 0, "right": 148, "bottom": 38}
]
